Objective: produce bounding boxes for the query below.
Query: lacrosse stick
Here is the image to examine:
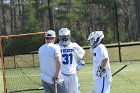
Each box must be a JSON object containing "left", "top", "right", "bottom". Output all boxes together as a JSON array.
[
  {"left": 112, "top": 61, "right": 132, "bottom": 77},
  {"left": 55, "top": 80, "right": 57, "bottom": 93}
]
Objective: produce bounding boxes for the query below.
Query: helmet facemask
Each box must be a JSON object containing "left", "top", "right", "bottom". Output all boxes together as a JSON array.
[
  {"left": 88, "top": 38, "right": 100, "bottom": 48},
  {"left": 92, "top": 37, "right": 101, "bottom": 48},
  {"left": 88, "top": 38, "right": 95, "bottom": 46},
  {"left": 59, "top": 35, "right": 71, "bottom": 46}
]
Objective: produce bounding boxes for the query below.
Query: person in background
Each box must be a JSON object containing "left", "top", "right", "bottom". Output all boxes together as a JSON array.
[{"left": 38, "top": 30, "right": 68, "bottom": 93}]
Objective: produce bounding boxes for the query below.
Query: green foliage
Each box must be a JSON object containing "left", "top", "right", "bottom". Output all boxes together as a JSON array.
[
  {"left": 119, "top": 29, "right": 131, "bottom": 42},
  {"left": 54, "top": 10, "right": 68, "bottom": 20},
  {"left": 15, "top": 1, "right": 35, "bottom": 6},
  {"left": 53, "top": 0, "right": 85, "bottom": 21},
  {"left": 1, "top": 0, "right": 135, "bottom": 46},
  {"left": 37, "top": 3, "right": 48, "bottom": 12},
  {"left": 55, "top": 1, "right": 66, "bottom": 6},
  {"left": 0, "top": 3, "right": 11, "bottom": 10},
  {"left": 24, "top": 9, "right": 39, "bottom": 33},
  {"left": 83, "top": 0, "right": 113, "bottom": 5},
  {"left": 104, "top": 28, "right": 114, "bottom": 44},
  {"left": 71, "top": 29, "right": 86, "bottom": 45},
  {"left": 17, "top": 2, "right": 41, "bottom": 34},
  {"left": 4, "top": 35, "right": 44, "bottom": 55},
  {"left": 66, "top": 12, "right": 79, "bottom": 21}
]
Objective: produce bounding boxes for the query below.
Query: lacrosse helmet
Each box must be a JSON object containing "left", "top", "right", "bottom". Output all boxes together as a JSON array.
[
  {"left": 87, "top": 31, "right": 104, "bottom": 48},
  {"left": 58, "top": 28, "right": 71, "bottom": 46}
]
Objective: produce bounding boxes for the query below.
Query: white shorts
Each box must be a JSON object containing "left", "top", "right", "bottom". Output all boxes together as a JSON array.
[
  {"left": 94, "top": 76, "right": 111, "bottom": 93},
  {"left": 62, "top": 74, "right": 80, "bottom": 93}
]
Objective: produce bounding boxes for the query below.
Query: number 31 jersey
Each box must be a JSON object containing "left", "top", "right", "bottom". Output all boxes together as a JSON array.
[{"left": 56, "top": 42, "right": 85, "bottom": 75}]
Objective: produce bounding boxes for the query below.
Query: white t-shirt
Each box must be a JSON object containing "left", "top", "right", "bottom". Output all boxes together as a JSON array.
[
  {"left": 57, "top": 42, "right": 85, "bottom": 75},
  {"left": 92, "top": 44, "right": 112, "bottom": 81},
  {"left": 38, "top": 43, "right": 63, "bottom": 84}
]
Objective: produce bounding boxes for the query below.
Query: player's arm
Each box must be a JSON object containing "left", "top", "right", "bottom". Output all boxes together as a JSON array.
[
  {"left": 52, "top": 45, "right": 62, "bottom": 82},
  {"left": 73, "top": 43, "right": 86, "bottom": 71},
  {"left": 101, "top": 58, "right": 108, "bottom": 70},
  {"left": 56, "top": 56, "right": 61, "bottom": 76},
  {"left": 96, "top": 58, "right": 108, "bottom": 77},
  {"left": 75, "top": 48, "right": 86, "bottom": 71},
  {"left": 52, "top": 56, "right": 61, "bottom": 82},
  {"left": 75, "top": 47, "right": 85, "bottom": 59},
  {"left": 73, "top": 43, "right": 85, "bottom": 59}
]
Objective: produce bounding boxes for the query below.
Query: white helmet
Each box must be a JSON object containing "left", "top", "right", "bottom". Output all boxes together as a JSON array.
[
  {"left": 58, "top": 28, "right": 71, "bottom": 46},
  {"left": 87, "top": 31, "right": 104, "bottom": 48}
]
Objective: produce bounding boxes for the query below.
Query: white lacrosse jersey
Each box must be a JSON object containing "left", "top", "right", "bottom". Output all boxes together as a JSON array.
[
  {"left": 38, "top": 43, "right": 63, "bottom": 84},
  {"left": 92, "top": 44, "right": 112, "bottom": 81},
  {"left": 57, "top": 42, "right": 85, "bottom": 75}
]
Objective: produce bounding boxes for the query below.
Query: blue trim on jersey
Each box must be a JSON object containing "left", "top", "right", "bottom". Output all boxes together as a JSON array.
[
  {"left": 78, "top": 80, "right": 81, "bottom": 92},
  {"left": 101, "top": 77, "right": 105, "bottom": 93},
  {"left": 61, "top": 72, "right": 73, "bottom": 77},
  {"left": 94, "top": 53, "right": 96, "bottom": 56}
]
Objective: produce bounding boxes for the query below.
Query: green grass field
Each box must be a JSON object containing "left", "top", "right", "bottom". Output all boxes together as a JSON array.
[
  {"left": 1, "top": 44, "right": 140, "bottom": 93},
  {"left": 79, "top": 61, "right": 140, "bottom": 93},
  {"left": 0, "top": 70, "right": 4, "bottom": 93},
  {"left": 111, "top": 61, "right": 140, "bottom": 93},
  {"left": 0, "top": 61, "right": 140, "bottom": 93}
]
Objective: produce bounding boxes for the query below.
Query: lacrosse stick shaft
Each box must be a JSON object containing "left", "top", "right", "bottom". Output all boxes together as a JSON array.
[
  {"left": 112, "top": 61, "right": 132, "bottom": 77},
  {"left": 55, "top": 81, "right": 57, "bottom": 93}
]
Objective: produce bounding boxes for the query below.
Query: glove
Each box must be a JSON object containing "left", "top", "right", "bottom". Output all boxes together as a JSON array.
[
  {"left": 96, "top": 66, "right": 106, "bottom": 77},
  {"left": 76, "top": 60, "right": 85, "bottom": 71}
]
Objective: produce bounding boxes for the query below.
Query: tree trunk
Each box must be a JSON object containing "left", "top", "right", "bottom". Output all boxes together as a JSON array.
[
  {"left": 135, "top": 0, "right": 140, "bottom": 38},
  {"left": 48, "top": 0, "right": 54, "bottom": 30},
  {"left": 1, "top": 0, "right": 7, "bottom": 35},
  {"left": 10, "top": 1, "right": 14, "bottom": 34}
]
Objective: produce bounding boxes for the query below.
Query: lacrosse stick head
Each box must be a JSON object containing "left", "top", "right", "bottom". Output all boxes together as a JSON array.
[{"left": 128, "top": 60, "right": 132, "bottom": 65}]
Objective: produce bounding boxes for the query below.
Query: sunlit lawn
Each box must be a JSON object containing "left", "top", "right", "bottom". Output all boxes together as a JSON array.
[
  {"left": 0, "top": 61, "right": 140, "bottom": 93},
  {"left": 78, "top": 61, "right": 140, "bottom": 93},
  {"left": 0, "top": 44, "right": 140, "bottom": 93}
]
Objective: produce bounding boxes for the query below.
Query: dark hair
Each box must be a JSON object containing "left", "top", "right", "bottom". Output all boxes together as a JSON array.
[
  {"left": 46, "top": 34, "right": 52, "bottom": 37},
  {"left": 46, "top": 37, "right": 54, "bottom": 40}
]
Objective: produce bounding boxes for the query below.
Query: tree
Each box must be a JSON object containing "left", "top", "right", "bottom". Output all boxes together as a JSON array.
[{"left": 135, "top": 0, "right": 140, "bottom": 40}]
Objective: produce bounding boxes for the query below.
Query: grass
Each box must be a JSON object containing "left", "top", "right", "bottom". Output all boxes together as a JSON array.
[
  {"left": 110, "top": 62, "right": 140, "bottom": 93},
  {"left": 1, "top": 44, "right": 140, "bottom": 93},
  {"left": 79, "top": 61, "right": 140, "bottom": 93},
  {"left": 0, "top": 70, "right": 4, "bottom": 93},
  {"left": 0, "top": 61, "right": 140, "bottom": 93},
  {"left": 84, "top": 45, "right": 140, "bottom": 63}
]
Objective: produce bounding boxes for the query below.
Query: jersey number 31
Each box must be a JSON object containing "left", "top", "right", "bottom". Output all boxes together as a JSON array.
[{"left": 62, "top": 53, "right": 73, "bottom": 64}]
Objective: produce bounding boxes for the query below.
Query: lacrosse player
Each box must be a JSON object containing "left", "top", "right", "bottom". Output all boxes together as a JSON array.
[
  {"left": 87, "top": 31, "right": 112, "bottom": 93},
  {"left": 56, "top": 28, "right": 85, "bottom": 93},
  {"left": 38, "top": 30, "right": 68, "bottom": 93}
]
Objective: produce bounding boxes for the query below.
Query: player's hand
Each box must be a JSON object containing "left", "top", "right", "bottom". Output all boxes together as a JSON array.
[
  {"left": 52, "top": 75, "right": 58, "bottom": 83},
  {"left": 96, "top": 66, "right": 105, "bottom": 77},
  {"left": 76, "top": 60, "right": 85, "bottom": 71}
]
